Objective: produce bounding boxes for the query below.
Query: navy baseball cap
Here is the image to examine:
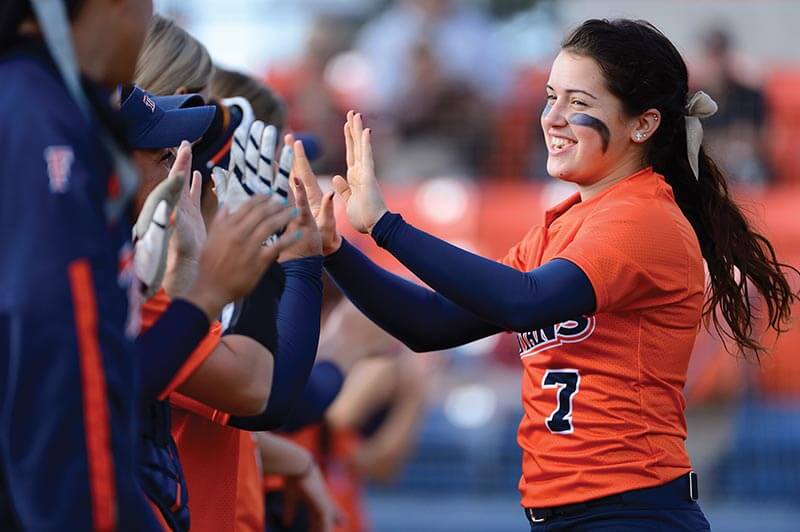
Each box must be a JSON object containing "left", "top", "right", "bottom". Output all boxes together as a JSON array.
[{"left": 118, "top": 85, "right": 215, "bottom": 150}]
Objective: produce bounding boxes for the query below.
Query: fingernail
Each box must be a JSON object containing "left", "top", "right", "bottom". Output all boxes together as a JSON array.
[
  {"left": 294, "top": 230, "right": 303, "bottom": 241},
  {"left": 180, "top": 140, "right": 190, "bottom": 149},
  {"left": 293, "top": 177, "right": 302, "bottom": 187},
  {"left": 290, "top": 207, "right": 299, "bottom": 217}
]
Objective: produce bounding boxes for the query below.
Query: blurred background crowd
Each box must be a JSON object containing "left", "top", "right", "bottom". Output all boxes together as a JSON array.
[{"left": 156, "top": 1, "right": 800, "bottom": 530}]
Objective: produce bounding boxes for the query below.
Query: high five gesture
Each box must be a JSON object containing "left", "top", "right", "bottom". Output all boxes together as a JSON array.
[{"left": 332, "top": 111, "right": 388, "bottom": 235}]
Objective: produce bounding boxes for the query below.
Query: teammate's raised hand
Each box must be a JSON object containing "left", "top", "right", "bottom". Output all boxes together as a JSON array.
[
  {"left": 333, "top": 111, "right": 388, "bottom": 234},
  {"left": 183, "top": 196, "right": 300, "bottom": 320},
  {"left": 292, "top": 138, "right": 341, "bottom": 255},
  {"left": 163, "top": 168, "right": 207, "bottom": 297},
  {"left": 213, "top": 97, "right": 293, "bottom": 214},
  {"left": 132, "top": 140, "right": 190, "bottom": 297},
  {"left": 279, "top": 172, "right": 323, "bottom": 261}
]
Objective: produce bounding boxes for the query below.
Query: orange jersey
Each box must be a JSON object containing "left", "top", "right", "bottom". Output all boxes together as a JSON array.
[
  {"left": 141, "top": 289, "right": 243, "bottom": 531},
  {"left": 170, "top": 401, "right": 241, "bottom": 532},
  {"left": 139, "top": 289, "right": 223, "bottom": 400},
  {"left": 235, "top": 433, "right": 265, "bottom": 532},
  {"left": 501, "top": 167, "right": 704, "bottom": 508}
]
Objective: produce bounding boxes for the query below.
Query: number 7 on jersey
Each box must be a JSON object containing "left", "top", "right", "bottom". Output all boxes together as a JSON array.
[{"left": 542, "top": 369, "right": 580, "bottom": 434}]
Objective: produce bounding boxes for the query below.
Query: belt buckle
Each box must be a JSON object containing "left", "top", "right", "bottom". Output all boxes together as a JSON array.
[
  {"left": 688, "top": 470, "right": 699, "bottom": 501},
  {"left": 525, "top": 508, "right": 546, "bottom": 523}
]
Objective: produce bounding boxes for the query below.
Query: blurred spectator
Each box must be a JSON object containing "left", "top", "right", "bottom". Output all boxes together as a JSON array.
[
  {"left": 691, "top": 26, "right": 770, "bottom": 185},
  {"left": 354, "top": 1, "right": 511, "bottom": 182},
  {"left": 266, "top": 15, "right": 354, "bottom": 176},
  {"left": 356, "top": 0, "right": 511, "bottom": 108}
]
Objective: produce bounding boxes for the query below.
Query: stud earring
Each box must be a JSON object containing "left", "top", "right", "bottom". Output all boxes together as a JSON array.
[{"left": 634, "top": 132, "right": 645, "bottom": 141}]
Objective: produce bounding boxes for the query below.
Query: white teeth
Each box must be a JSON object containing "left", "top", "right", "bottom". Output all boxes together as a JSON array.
[{"left": 551, "top": 137, "right": 576, "bottom": 150}]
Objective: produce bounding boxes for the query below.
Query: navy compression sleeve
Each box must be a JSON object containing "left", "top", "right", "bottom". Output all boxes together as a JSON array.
[
  {"left": 136, "top": 299, "right": 210, "bottom": 401},
  {"left": 324, "top": 239, "right": 502, "bottom": 352},
  {"left": 225, "top": 262, "right": 285, "bottom": 353},
  {"left": 228, "top": 256, "right": 323, "bottom": 431},
  {"left": 371, "top": 212, "right": 596, "bottom": 332},
  {"left": 278, "top": 361, "right": 345, "bottom": 432}
]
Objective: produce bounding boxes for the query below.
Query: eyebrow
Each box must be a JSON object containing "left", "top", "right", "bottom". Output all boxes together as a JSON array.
[{"left": 545, "top": 84, "right": 598, "bottom": 100}]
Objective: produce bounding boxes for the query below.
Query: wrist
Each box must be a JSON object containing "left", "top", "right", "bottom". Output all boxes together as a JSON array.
[
  {"left": 324, "top": 233, "right": 342, "bottom": 256},
  {"left": 367, "top": 208, "right": 390, "bottom": 235},
  {"left": 182, "top": 282, "right": 226, "bottom": 322}
]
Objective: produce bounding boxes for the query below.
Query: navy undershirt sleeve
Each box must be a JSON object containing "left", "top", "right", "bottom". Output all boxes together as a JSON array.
[
  {"left": 228, "top": 256, "right": 323, "bottom": 431},
  {"left": 278, "top": 361, "right": 345, "bottom": 432},
  {"left": 135, "top": 299, "right": 210, "bottom": 401},
  {"left": 224, "top": 262, "right": 284, "bottom": 353},
  {"left": 324, "top": 239, "right": 502, "bottom": 352},
  {"left": 370, "top": 212, "right": 597, "bottom": 332}
]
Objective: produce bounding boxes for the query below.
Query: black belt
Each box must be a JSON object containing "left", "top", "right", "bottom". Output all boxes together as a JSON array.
[{"left": 525, "top": 471, "right": 699, "bottom": 524}]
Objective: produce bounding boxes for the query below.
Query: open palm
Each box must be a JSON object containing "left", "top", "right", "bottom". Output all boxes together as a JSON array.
[
  {"left": 332, "top": 111, "right": 388, "bottom": 234},
  {"left": 291, "top": 138, "right": 340, "bottom": 255}
]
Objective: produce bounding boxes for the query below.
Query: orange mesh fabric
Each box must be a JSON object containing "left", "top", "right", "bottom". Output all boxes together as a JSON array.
[
  {"left": 235, "top": 433, "right": 265, "bottom": 532},
  {"left": 171, "top": 408, "right": 241, "bottom": 532}
]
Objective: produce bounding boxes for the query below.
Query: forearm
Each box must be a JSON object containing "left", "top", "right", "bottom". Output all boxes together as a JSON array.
[
  {"left": 278, "top": 361, "right": 345, "bottom": 432},
  {"left": 371, "top": 213, "right": 596, "bottom": 331},
  {"left": 255, "top": 432, "right": 313, "bottom": 476},
  {"left": 324, "top": 239, "right": 501, "bottom": 351},
  {"left": 229, "top": 257, "right": 323, "bottom": 430}
]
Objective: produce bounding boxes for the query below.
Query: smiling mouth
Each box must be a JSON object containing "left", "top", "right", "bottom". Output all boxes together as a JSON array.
[{"left": 549, "top": 136, "right": 576, "bottom": 153}]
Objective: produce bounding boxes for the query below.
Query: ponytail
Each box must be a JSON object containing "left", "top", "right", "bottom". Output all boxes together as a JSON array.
[{"left": 671, "top": 147, "right": 797, "bottom": 358}]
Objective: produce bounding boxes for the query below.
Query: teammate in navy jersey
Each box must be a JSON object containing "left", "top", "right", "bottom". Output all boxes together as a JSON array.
[{"left": 0, "top": 2, "right": 295, "bottom": 529}]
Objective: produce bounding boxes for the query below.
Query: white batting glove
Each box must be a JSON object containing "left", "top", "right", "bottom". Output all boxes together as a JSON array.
[
  {"left": 131, "top": 170, "right": 183, "bottom": 297},
  {"left": 212, "top": 97, "right": 293, "bottom": 213}
]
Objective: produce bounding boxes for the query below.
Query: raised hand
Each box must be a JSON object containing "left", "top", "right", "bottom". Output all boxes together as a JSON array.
[
  {"left": 279, "top": 173, "right": 323, "bottom": 261},
  {"left": 292, "top": 138, "right": 340, "bottom": 255},
  {"left": 213, "top": 97, "right": 293, "bottom": 213},
  {"left": 183, "top": 196, "right": 300, "bottom": 321},
  {"left": 332, "top": 111, "right": 388, "bottom": 234},
  {"left": 132, "top": 140, "right": 190, "bottom": 297},
  {"left": 163, "top": 168, "right": 206, "bottom": 297}
]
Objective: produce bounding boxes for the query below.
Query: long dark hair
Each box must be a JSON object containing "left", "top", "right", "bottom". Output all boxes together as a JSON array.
[{"left": 562, "top": 19, "right": 798, "bottom": 358}]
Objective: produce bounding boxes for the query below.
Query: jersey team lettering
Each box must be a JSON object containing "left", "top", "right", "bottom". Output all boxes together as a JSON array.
[{"left": 516, "top": 315, "right": 596, "bottom": 358}]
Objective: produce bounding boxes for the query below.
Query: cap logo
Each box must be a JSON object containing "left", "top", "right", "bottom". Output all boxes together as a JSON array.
[
  {"left": 44, "top": 146, "right": 74, "bottom": 193},
  {"left": 143, "top": 94, "right": 156, "bottom": 113}
]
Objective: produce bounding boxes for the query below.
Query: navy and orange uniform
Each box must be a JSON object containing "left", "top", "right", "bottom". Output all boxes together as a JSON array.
[
  {"left": 500, "top": 167, "right": 705, "bottom": 508},
  {"left": 138, "top": 290, "right": 223, "bottom": 531},
  {"left": 0, "top": 40, "right": 158, "bottom": 530}
]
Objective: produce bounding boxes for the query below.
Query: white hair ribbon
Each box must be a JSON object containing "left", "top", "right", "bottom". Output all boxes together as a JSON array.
[{"left": 685, "top": 90, "right": 718, "bottom": 180}]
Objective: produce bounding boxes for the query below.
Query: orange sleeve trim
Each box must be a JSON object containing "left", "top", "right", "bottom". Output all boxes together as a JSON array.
[
  {"left": 156, "top": 320, "right": 223, "bottom": 401},
  {"left": 68, "top": 259, "right": 117, "bottom": 532}
]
